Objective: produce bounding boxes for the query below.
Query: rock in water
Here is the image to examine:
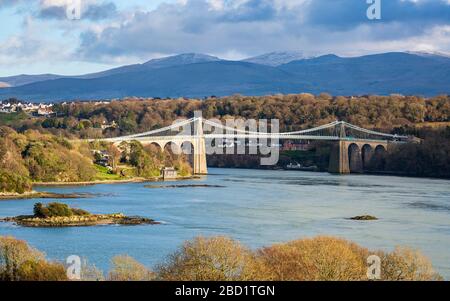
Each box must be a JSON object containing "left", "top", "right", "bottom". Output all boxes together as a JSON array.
[{"left": 349, "top": 215, "right": 378, "bottom": 221}]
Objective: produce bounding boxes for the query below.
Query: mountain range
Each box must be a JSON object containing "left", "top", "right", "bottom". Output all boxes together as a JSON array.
[{"left": 0, "top": 51, "right": 449, "bottom": 102}]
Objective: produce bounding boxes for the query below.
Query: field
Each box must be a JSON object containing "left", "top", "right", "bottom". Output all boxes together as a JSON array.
[
  {"left": 0, "top": 112, "right": 29, "bottom": 126},
  {"left": 94, "top": 165, "right": 123, "bottom": 181}
]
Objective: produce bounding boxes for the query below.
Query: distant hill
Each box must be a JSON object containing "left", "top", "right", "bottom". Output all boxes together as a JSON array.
[
  {"left": 0, "top": 61, "right": 300, "bottom": 101},
  {"left": 279, "top": 52, "right": 450, "bottom": 96},
  {"left": 0, "top": 74, "right": 64, "bottom": 87},
  {"left": 243, "top": 51, "right": 316, "bottom": 66},
  {"left": 0, "top": 53, "right": 222, "bottom": 86},
  {"left": 77, "top": 53, "right": 222, "bottom": 79},
  {"left": 0, "top": 52, "right": 449, "bottom": 102}
]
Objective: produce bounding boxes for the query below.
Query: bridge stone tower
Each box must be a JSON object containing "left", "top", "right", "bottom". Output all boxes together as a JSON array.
[
  {"left": 193, "top": 116, "right": 208, "bottom": 175},
  {"left": 328, "top": 141, "right": 351, "bottom": 174}
]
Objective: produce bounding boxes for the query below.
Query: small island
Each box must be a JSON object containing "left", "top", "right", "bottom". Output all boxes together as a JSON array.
[
  {"left": 349, "top": 215, "right": 379, "bottom": 221},
  {"left": 0, "top": 202, "right": 159, "bottom": 227}
]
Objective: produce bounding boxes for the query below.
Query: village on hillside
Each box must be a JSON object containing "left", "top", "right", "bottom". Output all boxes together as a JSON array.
[{"left": 0, "top": 99, "right": 54, "bottom": 117}]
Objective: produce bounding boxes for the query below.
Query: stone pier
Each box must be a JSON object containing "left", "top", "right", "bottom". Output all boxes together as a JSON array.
[{"left": 328, "top": 140, "right": 388, "bottom": 174}]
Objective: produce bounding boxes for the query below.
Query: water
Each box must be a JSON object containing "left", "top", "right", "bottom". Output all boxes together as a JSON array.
[{"left": 1, "top": 168, "right": 449, "bottom": 278}]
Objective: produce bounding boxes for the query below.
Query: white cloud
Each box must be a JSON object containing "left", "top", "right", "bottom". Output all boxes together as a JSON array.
[
  {"left": 75, "top": 0, "right": 450, "bottom": 62},
  {"left": 0, "top": 15, "right": 72, "bottom": 66},
  {"left": 1, "top": 0, "right": 450, "bottom": 75},
  {"left": 207, "top": 0, "right": 224, "bottom": 11}
]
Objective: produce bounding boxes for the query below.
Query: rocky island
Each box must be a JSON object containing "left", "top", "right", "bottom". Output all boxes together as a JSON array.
[
  {"left": 349, "top": 215, "right": 379, "bottom": 221},
  {"left": 0, "top": 202, "right": 159, "bottom": 227}
]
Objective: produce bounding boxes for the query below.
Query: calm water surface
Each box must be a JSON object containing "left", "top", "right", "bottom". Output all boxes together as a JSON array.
[{"left": 1, "top": 168, "right": 449, "bottom": 278}]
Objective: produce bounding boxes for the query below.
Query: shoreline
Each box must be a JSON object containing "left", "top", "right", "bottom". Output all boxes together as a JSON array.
[
  {"left": 33, "top": 175, "right": 200, "bottom": 187},
  {"left": 0, "top": 191, "right": 93, "bottom": 200},
  {"left": 0, "top": 175, "right": 200, "bottom": 199},
  {"left": 32, "top": 177, "right": 153, "bottom": 187}
]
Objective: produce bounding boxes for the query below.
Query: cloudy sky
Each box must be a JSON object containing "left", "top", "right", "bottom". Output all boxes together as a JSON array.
[{"left": 0, "top": 0, "right": 450, "bottom": 76}]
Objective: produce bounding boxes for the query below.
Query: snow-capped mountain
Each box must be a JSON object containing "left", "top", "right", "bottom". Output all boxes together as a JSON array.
[{"left": 242, "top": 51, "right": 318, "bottom": 66}]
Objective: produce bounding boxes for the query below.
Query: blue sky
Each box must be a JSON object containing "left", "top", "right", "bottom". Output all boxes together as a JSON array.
[{"left": 0, "top": 0, "right": 450, "bottom": 76}]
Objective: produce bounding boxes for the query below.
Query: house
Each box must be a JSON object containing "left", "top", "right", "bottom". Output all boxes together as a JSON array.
[
  {"left": 92, "top": 150, "right": 111, "bottom": 168},
  {"left": 34, "top": 107, "right": 55, "bottom": 117},
  {"left": 101, "top": 120, "right": 118, "bottom": 130},
  {"left": 162, "top": 167, "right": 178, "bottom": 180},
  {"left": 0, "top": 101, "right": 54, "bottom": 116},
  {"left": 282, "top": 141, "right": 313, "bottom": 151}
]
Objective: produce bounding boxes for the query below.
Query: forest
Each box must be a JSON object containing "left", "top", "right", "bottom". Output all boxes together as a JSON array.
[
  {"left": 0, "top": 127, "right": 95, "bottom": 193},
  {"left": 0, "top": 127, "right": 191, "bottom": 194},
  {"left": 27, "top": 94, "right": 450, "bottom": 137}
]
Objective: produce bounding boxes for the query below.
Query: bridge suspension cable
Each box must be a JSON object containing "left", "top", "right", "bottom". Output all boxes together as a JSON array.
[
  {"left": 102, "top": 117, "right": 409, "bottom": 143},
  {"left": 202, "top": 119, "right": 342, "bottom": 136},
  {"left": 340, "top": 121, "right": 407, "bottom": 139},
  {"left": 202, "top": 119, "right": 407, "bottom": 140},
  {"left": 118, "top": 117, "right": 196, "bottom": 139}
]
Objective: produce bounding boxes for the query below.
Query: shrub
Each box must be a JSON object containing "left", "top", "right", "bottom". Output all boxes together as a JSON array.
[
  {"left": 46, "top": 202, "right": 73, "bottom": 217},
  {"left": 71, "top": 208, "right": 91, "bottom": 216},
  {"left": 0, "top": 235, "right": 443, "bottom": 282},
  {"left": 379, "top": 247, "right": 442, "bottom": 281},
  {"left": 33, "top": 203, "right": 49, "bottom": 218},
  {"left": 108, "top": 255, "right": 155, "bottom": 281},
  {"left": 256, "top": 236, "right": 369, "bottom": 281},
  {"left": 0, "top": 236, "right": 67, "bottom": 281},
  {"left": 32, "top": 202, "right": 91, "bottom": 218},
  {"left": 0, "top": 170, "right": 32, "bottom": 194},
  {"left": 80, "top": 259, "right": 104, "bottom": 281},
  {"left": 176, "top": 160, "right": 193, "bottom": 177},
  {"left": 157, "top": 236, "right": 267, "bottom": 281},
  {"left": 17, "top": 260, "right": 67, "bottom": 281}
]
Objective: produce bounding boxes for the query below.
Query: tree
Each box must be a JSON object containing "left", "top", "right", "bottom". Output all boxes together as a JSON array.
[
  {"left": 157, "top": 236, "right": 267, "bottom": 281},
  {"left": 379, "top": 247, "right": 442, "bottom": 281},
  {"left": 17, "top": 260, "right": 67, "bottom": 281},
  {"left": 256, "top": 236, "right": 368, "bottom": 281},
  {"left": 0, "top": 236, "right": 67, "bottom": 281},
  {"left": 0, "top": 170, "right": 32, "bottom": 194},
  {"left": 33, "top": 203, "right": 49, "bottom": 218},
  {"left": 107, "top": 144, "right": 121, "bottom": 170},
  {"left": 108, "top": 255, "right": 155, "bottom": 281}
]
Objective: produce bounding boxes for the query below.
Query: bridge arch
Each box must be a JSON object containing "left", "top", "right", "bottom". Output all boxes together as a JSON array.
[
  {"left": 143, "top": 142, "right": 164, "bottom": 152},
  {"left": 362, "top": 144, "right": 374, "bottom": 170},
  {"left": 348, "top": 143, "right": 363, "bottom": 173},
  {"left": 181, "top": 141, "right": 195, "bottom": 168},
  {"left": 163, "top": 142, "right": 182, "bottom": 167},
  {"left": 375, "top": 144, "right": 386, "bottom": 153},
  {"left": 162, "top": 141, "right": 182, "bottom": 154},
  {"left": 371, "top": 145, "right": 387, "bottom": 170}
]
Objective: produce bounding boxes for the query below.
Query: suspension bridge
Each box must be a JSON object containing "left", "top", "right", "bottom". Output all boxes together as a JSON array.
[{"left": 95, "top": 117, "right": 410, "bottom": 175}]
